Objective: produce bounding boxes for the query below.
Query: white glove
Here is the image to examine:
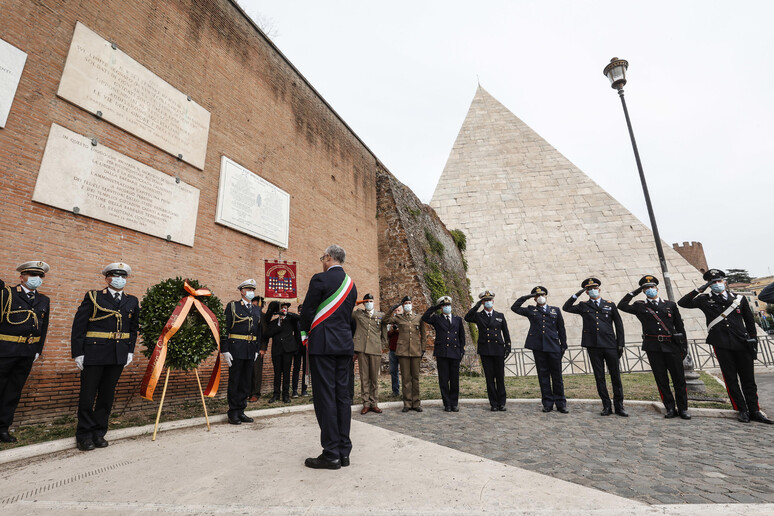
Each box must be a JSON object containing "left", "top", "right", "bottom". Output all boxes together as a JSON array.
[
  {"left": 222, "top": 351, "right": 233, "bottom": 367},
  {"left": 34, "top": 353, "right": 40, "bottom": 363},
  {"left": 125, "top": 353, "right": 133, "bottom": 367},
  {"left": 74, "top": 355, "right": 85, "bottom": 370},
  {"left": 254, "top": 352, "right": 259, "bottom": 362}
]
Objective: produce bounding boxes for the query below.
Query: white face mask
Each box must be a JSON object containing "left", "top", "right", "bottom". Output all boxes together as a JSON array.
[
  {"left": 403, "top": 303, "right": 412, "bottom": 313},
  {"left": 110, "top": 276, "right": 127, "bottom": 290},
  {"left": 364, "top": 301, "right": 374, "bottom": 311},
  {"left": 25, "top": 276, "right": 43, "bottom": 290},
  {"left": 244, "top": 291, "right": 255, "bottom": 301},
  {"left": 483, "top": 301, "right": 493, "bottom": 310},
  {"left": 536, "top": 296, "right": 547, "bottom": 305},
  {"left": 442, "top": 305, "right": 452, "bottom": 315},
  {"left": 710, "top": 282, "right": 726, "bottom": 294},
  {"left": 587, "top": 289, "right": 600, "bottom": 299}
]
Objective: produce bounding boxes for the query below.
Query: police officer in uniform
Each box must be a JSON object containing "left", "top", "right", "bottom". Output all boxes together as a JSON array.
[
  {"left": 466, "top": 290, "right": 511, "bottom": 411},
  {"left": 563, "top": 278, "right": 627, "bottom": 416},
  {"left": 384, "top": 296, "right": 427, "bottom": 412},
  {"left": 0, "top": 261, "right": 50, "bottom": 443},
  {"left": 71, "top": 263, "right": 139, "bottom": 450},
  {"left": 679, "top": 269, "right": 772, "bottom": 424},
  {"left": 618, "top": 275, "right": 690, "bottom": 420},
  {"left": 265, "top": 301, "right": 300, "bottom": 403},
  {"left": 222, "top": 279, "right": 262, "bottom": 424},
  {"left": 422, "top": 295, "right": 465, "bottom": 412},
  {"left": 511, "top": 286, "right": 568, "bottom": 413},
  {"left": 352, "top": 293, "right": 386, "bottom": 414}
]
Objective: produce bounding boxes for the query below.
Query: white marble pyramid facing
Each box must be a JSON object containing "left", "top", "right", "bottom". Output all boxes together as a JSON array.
[{"left": 430, "top": 86, "right": 707, "bottom": 345}]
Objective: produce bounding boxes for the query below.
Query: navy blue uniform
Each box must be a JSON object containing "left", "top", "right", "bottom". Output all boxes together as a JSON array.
[
  {"left": 0, "top": 280, "right": 50, "bottom": 434},
  {"left": 679, "top": 290, "right": 760, "bottom": 413},
  {"left": 618, "top": 294, "right": 688, "bottom": 412},
  {"left": 563, "top": 295, "right": 625, "bottom": 411},
  {"left": 511, "top": 296, "right": 567, "bottom": 410},
  {"left": 422, "top": 306, "right": 466, "bottom": 409},
  {"left": 299, "top": 265, "right": 357, "bottom": 461},
  {"left": 465, "top": 303, "right": 511, "bottom": 409},
  {"left": 223, "top": 300, "right": 261, "bottom": 419},
  {"left": 71, "top": 288, "right": 139, "bottom": 442}
]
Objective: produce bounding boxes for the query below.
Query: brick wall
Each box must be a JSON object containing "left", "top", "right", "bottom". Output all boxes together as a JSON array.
[
  {"left": 671, "top": 242, "right": 709, "bottom": 274},
  {"left": 1, "top": 0, "right": 380, "bottom": 424}
]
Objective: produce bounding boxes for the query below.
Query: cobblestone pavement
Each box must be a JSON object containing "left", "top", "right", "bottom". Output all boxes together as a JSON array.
[{"left": 360, "top": 401, "right": 774, "bottom": 505}]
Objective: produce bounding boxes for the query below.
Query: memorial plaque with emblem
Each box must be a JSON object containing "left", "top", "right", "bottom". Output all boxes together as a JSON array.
[{"left": 0, "top": 38, "right": 27, "bottom": 128}]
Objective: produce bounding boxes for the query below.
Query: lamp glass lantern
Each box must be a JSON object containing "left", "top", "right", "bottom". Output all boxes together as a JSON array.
[{"left": 603, "top": 57, "right": 629, "bottom": 89}]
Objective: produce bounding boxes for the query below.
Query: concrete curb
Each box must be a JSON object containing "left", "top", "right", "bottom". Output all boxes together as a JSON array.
[{"left": 0, "top": 397, "right": 738, "bottom": 467}]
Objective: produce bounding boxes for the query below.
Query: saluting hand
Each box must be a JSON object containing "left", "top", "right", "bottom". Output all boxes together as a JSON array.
[
  {"left": 575, "top": 289, "right": 585, "bottom": 297},
  {"left": 697, "top": 281, "right": 712, "bottom": 292}
]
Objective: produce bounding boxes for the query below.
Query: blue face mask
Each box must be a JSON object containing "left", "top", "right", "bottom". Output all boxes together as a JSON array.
[
  {"left": 244, "top": 290, "right": 255, "bottom": 301},
  {"left": 483, "top": 301, "right": 493, "bottom": 310},
  {"left": 442, "top": 305, "right": 452, "bottom": 315},
  {"left": 710, "top": 282, "right": 726, "bottom": 294},
  {"left": 644, "top": 288, "right": 658, "bottom": 299},
  {"left": 25, "top": 276, "right": 43, "bottom": 290},
  {"left": 587, "top": 289, "right": 600, "bottom": 299},
  {"left": 110, "top": 276, "right": 127, "bottom": 290}
]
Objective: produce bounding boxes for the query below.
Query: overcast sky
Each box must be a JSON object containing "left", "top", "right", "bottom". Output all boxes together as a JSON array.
[{"left": 241, "top": 1, "right": 773, "bottom": 278}]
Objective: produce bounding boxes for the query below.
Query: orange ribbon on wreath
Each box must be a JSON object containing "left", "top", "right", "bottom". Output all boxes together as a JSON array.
[{"left": 140, "top": 280, "right": 222, "bottom": 401}]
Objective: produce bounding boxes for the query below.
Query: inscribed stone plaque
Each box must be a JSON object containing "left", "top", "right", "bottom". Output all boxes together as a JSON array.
[
  {"left": 0, "top": 38, "right": 27, "bottom": 128},
  {"left": 57, "top": 22, "right": 210, "bottom": 169},
  {"left": 32, "top": 124, "right": 200, "bottom": 246},
  {"left": 216, "top": 156, "right": 290, "bottom": 248}
]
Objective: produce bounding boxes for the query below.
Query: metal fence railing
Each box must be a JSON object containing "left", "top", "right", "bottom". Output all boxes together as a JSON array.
[{"left": 498, "top": 335, "right": 774, "bottom": 377}]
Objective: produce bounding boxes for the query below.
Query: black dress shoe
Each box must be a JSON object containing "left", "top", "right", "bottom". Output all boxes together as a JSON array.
[
  {"left": 615, "top": 408, "right": 629, "bottom": 417},
  {"left": 738, "top": 411, "right": 751, "bottom": 423},
  {"left": 414, "top": 407, "right": 423, "bottom": 412},
  {"left": 678, "top": 410, "right": 691, "bottom": 420},
  {"left": 341, "top": 456, "right": 350, "bottom": 467},
  {"left": 751, "top": 411, "right": 774, "bottom": 424},
  {"left": 402, "top": 407, "right": 411, "bottom": 413},
  {"left": 77, "top": 439, "right": 95, "bottom": 451},
  {"left": 0, "top": 430, "right": 17, "bottom": 443},
  {"left": 491, "top": 406, "right": 498, "bottom": 412},
  {"left": 664, "top": 409, "right": 677, "bottom": 419},
  {"left": 452, "top": 406, "right": 459, "bottom": 412},
  {"left": 557, "top": 407, "right": 569, "bottom": 414},
  {"left": 304, "top": 454, "right": 341, "bottom": 470},
  {"left": 269, "top": 395, "right": 279, "bottom": 403},
  {"left": 444, "top": 406, "right": 451, "bottom": 412},
  {"left": 542, "top": 407, "right": 553, "bottom": 413},
  {"left": 600, "top": 407, "right": 612, "bottom": 416},
  {"left": 238, "top": 414, "right": 254, "bottom": 423},
  {"left": 282, "top": 395, "right": 291, "bottom": 403},
  {"left": 498, "top": 406, "right": 506, "bottom": 411},
  {"left": 228, "top": 416, "right": 242, "bottom": 425},
  {"left": 93, "top": 436, "right": 109, "bottom": 448}
]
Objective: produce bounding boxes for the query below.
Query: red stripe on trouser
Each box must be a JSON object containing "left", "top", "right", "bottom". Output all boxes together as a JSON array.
[
  {"left": 714, "top": 346, "right": 738, "bottom": 411},
  {"left": 657, "top": 387, "right": 664, "bottom": 403}
]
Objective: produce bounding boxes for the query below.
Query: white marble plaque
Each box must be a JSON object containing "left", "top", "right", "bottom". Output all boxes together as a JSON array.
[
  {"left": 216, "top": 156, "right": 290, "bottom": 248},
  {"left": 57, "top": 22, "right": 210, "bottom": 169},
  {"left": 0, "top": 38, "right": 27, "bottom": 128},
  {"left": 32, "top": 124, "right": 200, "bottom": 246}
]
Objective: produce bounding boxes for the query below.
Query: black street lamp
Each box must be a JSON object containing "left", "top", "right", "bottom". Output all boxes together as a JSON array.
[{"left": 603, "top": 57, "right": 675, "bottom": 302}]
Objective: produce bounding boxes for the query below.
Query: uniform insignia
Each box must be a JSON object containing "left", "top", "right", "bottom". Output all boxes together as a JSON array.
[
  {"left": 128, "top": 313, "right": 132, "bottom": 318},
  {"left": 496, "top": 317, "right": 503, "bottom": 322}
]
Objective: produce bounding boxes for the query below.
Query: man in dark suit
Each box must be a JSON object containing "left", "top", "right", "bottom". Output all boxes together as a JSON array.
[
  {"left": 679, "top": 269, "right": 772, "bottom": 424},
  {"left": 563, "top": 277, "right": 627, "bottom": 416},
  {"left": 512, "top": 286, "right": 568, "bottom": 413},
  {"left": 222, "top": 279, "right": 262, "bottom": 425},
  {"left": 465, "top": 290, "right": 511, "bottom": 411},
  {"left": 248, "top": 295, "right": 267, "bottom": 402},
  {"left": 619, "top": 275, "right": 690, "bottom": 420},
  {"left": 0, "top": 261, "right": 51, "bottom": 443},
  {"left": 71, "top": 262, "right": 140, "bottom": 450},
  {"left": 300, "top": 245, "right": 358, "bottom": 470},
  {"left": 422, "top": 295, "right": 465, "bottom": 412},
  {"left": 265, "top": 300, "right": 300, "bottom": 403}
]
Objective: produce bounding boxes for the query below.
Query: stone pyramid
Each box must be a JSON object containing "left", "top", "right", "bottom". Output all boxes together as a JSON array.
[{"left": 430, "top": 86, "right": 707, "bottom": 345}]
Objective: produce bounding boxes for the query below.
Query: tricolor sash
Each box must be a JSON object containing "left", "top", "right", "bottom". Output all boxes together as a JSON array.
[{"left": 301, "top": 273, "right": 353, "bottom": 340}]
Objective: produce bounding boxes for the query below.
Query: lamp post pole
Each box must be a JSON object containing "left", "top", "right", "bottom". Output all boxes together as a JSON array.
[{"left": 603, "top": 57, "right": 674, "bottom": 301}]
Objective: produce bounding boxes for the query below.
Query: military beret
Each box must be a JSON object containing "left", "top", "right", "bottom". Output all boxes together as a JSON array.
[
  {"left": 238, "top": 278, "right": 257, "bottom": 290},
  {"left": 531, "top": 286, "right": 548, "bottom": 296},
  {"left": 639, "top": 275, "right": 659, "bottom": 287},
  {"left": 363, "top": 293, "right": 374, "bottom": 300},
  {"left": 401, "top": 296, "right": 412, "bottom": 304},
  {"left": 581, "top": 277, "right": 601, "bottom": 289},
  {"left": 102, "top": 262, "right": 131, "bottom": 277},
  {"left": 479, "top": 290, "right": 495, "bottom": 300},
  {"left": 436, "top": 295, "right": 452, "bottom": 305},
  {"left": 16, "top": 261, "right": 50, "bottom": 276},
  {"left": 703, "top": 269, "right": 726, "bottom": 282}
]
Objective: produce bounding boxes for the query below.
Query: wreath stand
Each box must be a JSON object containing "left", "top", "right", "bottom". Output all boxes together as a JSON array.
[{"left": 151, "top": 367, "right": 212, "bottom": 441}]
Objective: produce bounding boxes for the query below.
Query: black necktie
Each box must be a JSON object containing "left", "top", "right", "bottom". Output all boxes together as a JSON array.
[
  {"left": 27, "top": 292, "right": 35, "bottom": 301},
  {"left": 447, "top": 315, "right": 451, "bottom": 324},
  {"left": 114, "top": 293, "right": 121, "bottom": 304}
]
